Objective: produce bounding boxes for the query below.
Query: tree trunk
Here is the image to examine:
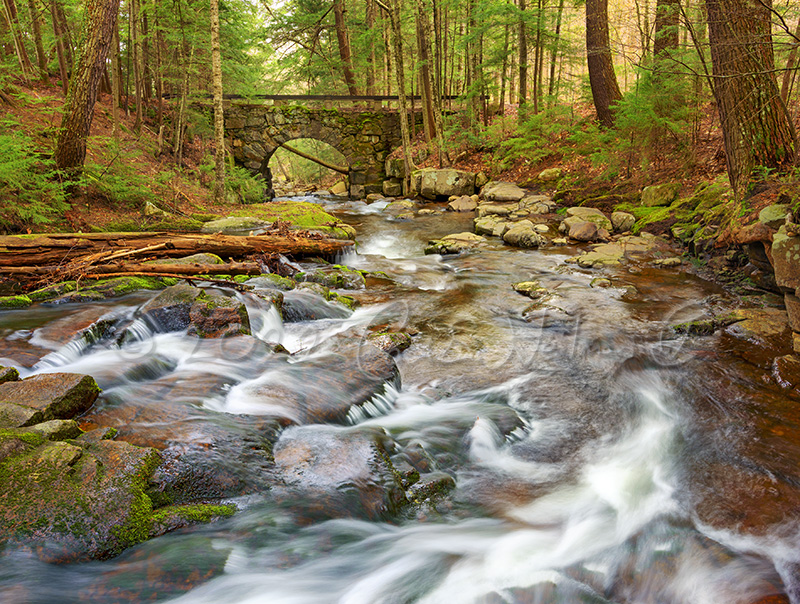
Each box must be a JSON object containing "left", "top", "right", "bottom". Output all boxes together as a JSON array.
[
  {"left": 518, "top": 0, "right": 528, "bottom": 109},
  {"left": 2, "top": 0, "right": 34, "bottom": 79},
  {"left": 547, "top": 0, "right": 564, "bottom": 104},
  {"left": 706, "top": 0, "right": 796, "bottom": 197},
  {"left": 333, "top": 0, "right": 358, "bottom": 95},
  {"left": 415, "top": 0, "right": 436, "bottom": 143},
  {"left": 586, "top": 0, "right": 622, "bottom": 127},
  {"left": 210, "top": 0, "right": 225, "bottom": 203},
  {"left": 26, "top": 0, "right": 48, "bottom": 82},
  {"left": 0, "top": 232, "right": 352, "bottom": 267},
  {"left": 653, "top": 0, "right": 680, "bottom": 61},
  {"left": 50, "top": 0, "right": 68, "bottom": 94},
  {"left": 500, "top": 21, "right": 510, "bottom": 113},
  {"left": 365, "top": 0, "right": 376, "bottom": 99},
  {"left": 384, "top": 0, "right": 415, "bottom": 194},
  {"left": 780, "top": 15, "right": 800, "bottom": 102},
  {"left": 131, "top": 0, "right": 143, "bottom": 131},
  {"left": 54, "top": 0, "right": 121, "bottom": 174}
]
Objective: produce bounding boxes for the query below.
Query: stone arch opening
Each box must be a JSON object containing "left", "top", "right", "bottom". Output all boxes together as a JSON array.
[{"left": 267, "top": 138, "right": 349, "bottom": 194}]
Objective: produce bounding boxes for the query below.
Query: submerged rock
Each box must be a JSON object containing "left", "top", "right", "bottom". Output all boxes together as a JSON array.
[{"left": 271, "top": 425, "right": 407, "bottom": 520}]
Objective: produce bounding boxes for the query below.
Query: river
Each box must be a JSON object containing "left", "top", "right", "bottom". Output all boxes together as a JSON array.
[{"left": 0, "top": 193, "right": 798, "bottom": 603}]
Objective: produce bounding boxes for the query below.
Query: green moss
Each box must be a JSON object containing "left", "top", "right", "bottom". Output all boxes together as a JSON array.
[
  {"left": 191, "top": 213, "right": 221, "bottom": 223},
  {"left": 333, "top": 294, "right": 358, "bottom": 309},
  {"left": 249, "top": 273, "right": 296, "bottom": 290},
  {"left": 28, "top": 281, "right": 78, "bottom": 302},
  {"left": 0, "top": 295, "right": 31, "bottom": 309},
  {"left": 151, "top": 503, "right": 236, "bottom": 525},
  {"left": 109, "top": 449, "right": 161, "bottom": 549},
  {"left": 142, "top": 217, "right": 204, "bottom": 232},
  {"left": 0, "top": 429, "right": 46, "bottom": 448},
  {"left": 92, "top": 276, "right": 166, "bottom": 296},
  {"left": 229, "top": 201, "right": 355, "bottom": 239}
]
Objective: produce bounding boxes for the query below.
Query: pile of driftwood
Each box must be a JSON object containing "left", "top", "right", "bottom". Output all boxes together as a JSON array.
[{"left": 0, "top": 231, "right": 353, "bottom": 290}]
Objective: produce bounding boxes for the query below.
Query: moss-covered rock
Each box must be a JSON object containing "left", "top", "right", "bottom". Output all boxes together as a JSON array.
[
  {"left": 641, "top": 183, "right": 681, "bottom": 207},
  {"left": 296, "top": 266, "right": 366, "bottom": 290},
  {"left": 0, "top": 373, "right": 99, "bottom": 429},
  {"left": 230, "top": 201, "right": 355, "bottom": 239},
  {"left": 200, "top": 216, "right": 269, "bottom": 233},
  {"left": 0, "top": 295, "right": 31, "bottom": 309},
  {"left": 150, "top": 503, "right": 236, "bottom": 536},
  {"left": 0, "top": 433, "right": 162, "bottom": 561},
  {"left": 245, "top": 273, "right": 296, "bottom": 290}
]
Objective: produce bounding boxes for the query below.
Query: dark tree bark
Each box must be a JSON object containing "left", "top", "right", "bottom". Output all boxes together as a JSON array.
[
  {"left": 780, "top": 15, "right": 800, "bottom": 101},
  {"left": 54, "top": 0, "right": 121, "bottom": 173},
  {"left": 210, "top": 0, "right": 225, "bottom": 203},
  {"left": 518, "top": 0, "right": 528, "bottom": 108},
  {"left": 586, "top": 0, "right": 622, "bottom": 127},
  {"left": 705, "top": 0, "right": 796, "bottom": 196},
  {"left": 333, "top": 0, "right": 358, "bottom": 95},
  {"left": 653, "top": 0, "right": 680, "bottom": 61},
  {"left": 26, "top": 0, "right": 49, "bottom": 82},
  {"left": 50, "top": 0, "right": 69, "bottom": 93},
  {"left": 2, "top": 0, "right": 34, "bottom": 79},
  {"left": 547, "top": 0, "right": 564, "bottom": 104}
]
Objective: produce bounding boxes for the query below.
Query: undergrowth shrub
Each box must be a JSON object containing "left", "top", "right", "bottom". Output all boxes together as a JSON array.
[
  {"left": 487, "top": 106, "right": 574, "bottom": 171},
  {"left": 0, "top": 121, "right": 71, "bottom": 228},
  {"left": 83, "top": 139, "right": 155, "bottom": 207},
  {"left": 569, "top": 67, "right": 699, "bottom": 180}
]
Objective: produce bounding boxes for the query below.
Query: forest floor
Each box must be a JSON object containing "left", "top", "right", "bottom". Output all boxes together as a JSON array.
[{"left": 0, "top": 79, "right": 793, "bottom": 238}]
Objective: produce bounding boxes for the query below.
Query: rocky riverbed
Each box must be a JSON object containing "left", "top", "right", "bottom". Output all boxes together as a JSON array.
[{"left": 1, "top": 179, "right": 799, "bottom": 603}]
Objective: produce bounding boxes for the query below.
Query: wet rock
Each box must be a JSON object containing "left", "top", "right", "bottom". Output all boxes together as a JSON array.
[
  {"left": 0, "top": 366, "right": 19, "bottom": 383},
  {"left": 245, "top": 273, "right": 296, "bottom": 291},
  {"left": 590, "top": 277, "right": 613, "bottom": 288},
  {"left": 367, "top": 331, "right": 412, "bottom": 355},
  {"left": 481, "top": 181, "right": 525, "bottom": 202},
  {"left": 297, "top": 266, "right": 366, "bottom": 290},
  {"left": 653, "top": 257, "right": 682, "bottom": 267},
  {"left": 569, "top": 220, "right": 599, "bottom": 242},
  {"left": 477, "top": 202, "right": 517, "bottom": 217},
  {"left": 415, "top": 168, "right": 476, "bottom": 200},
  {"left": 474, "top": 215, "right": 503, "bottom": 236},
  {"left": 611, "top": 211, "right": 636, "bottom": 233},
  {"left": 201, "top": 216, "right": 268, "bottom": 233},
  {"left": 641, "top": 182, "right": 680, "bottom": 207},
  {"left": 408, "top": 471, "right": 456, "bottom": 503},
  {"left": 0, "top": 373, "right": 99, "bottom": 428},
  {"left": 723, "top": 308, "right": 791, "bottom": 357},
  {"left": 520, "top": 195, "right": 557, "bottom": 214},
  {"left": 139, "top": 284, "right": 250, "bottom": 338},
  {"left": 139, "top": 283, "right": 204, "bottom": 332},
  {"left": 565, "top": 207, "right": 613, "bottom": 231},
  {"left": 283, "top": 289, "right": 351, "bottom": 322},
  {"left": 425, "top": 232, "right": 486, "bottom": 255},
  {"left": 187, "top": 290, "right": 251, "bottom": 338},
  {"left": 31, "top": 307, "right": 119, "bottom": 350},
  {"left": 448, "top": 195, "right": 478, "bottom": 212},
  {"left": 386, "top": 199, "right": 416, "bottom": 212},
  {"left": 239, "top": 344, "right": 399, "bottom": 425},
  {"left": 512, "top": 280, "right": 549, "bottom": 299},
  {"left": 271, "top": 425, "right": 407, "bottom": 520},
  {"left": 0, "top": 433, "right": 162, "bottom": 562},
  {"left": 503, "top": 222, "right": 548, "bottom": 248},
  {"left": 49, "top": 277, "right": 168, "bottom": 304}
]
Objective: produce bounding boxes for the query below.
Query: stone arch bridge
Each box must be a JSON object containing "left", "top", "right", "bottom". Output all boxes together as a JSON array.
[{"left": 224, "top": 102, "right": 422, "bottom": 198}]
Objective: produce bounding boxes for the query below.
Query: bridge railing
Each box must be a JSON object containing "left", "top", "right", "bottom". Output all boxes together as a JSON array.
[{"left": 180, "top": 93, "right": 484, "bottom": 111}]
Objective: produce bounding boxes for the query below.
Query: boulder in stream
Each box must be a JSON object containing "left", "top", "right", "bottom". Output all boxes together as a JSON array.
[
  {"left": 271, "top": 425, "right": 407, "bottom": 521},
  {"left": 481, "top": 181, "right": 526, "bottom": 202},
  {"left": 139, "top": 283, "right": 250, "bottom": 338}
]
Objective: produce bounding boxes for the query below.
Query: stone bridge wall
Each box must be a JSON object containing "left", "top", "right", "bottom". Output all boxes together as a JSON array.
[{"left": 225, "top": 104, "right": 419, "bottom": 197}]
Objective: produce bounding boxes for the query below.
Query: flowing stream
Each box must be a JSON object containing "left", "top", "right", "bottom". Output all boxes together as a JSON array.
[{"left": 1, "top": 194, "right": 800, "bottom": 603}]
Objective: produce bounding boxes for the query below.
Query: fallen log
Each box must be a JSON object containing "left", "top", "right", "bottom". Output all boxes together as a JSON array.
[
  {"left": 0, "top": 261, "right": 262, "bottom": 277},
  {"left": 0, "top": 232, "right": 353, "bottom": 267}
]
